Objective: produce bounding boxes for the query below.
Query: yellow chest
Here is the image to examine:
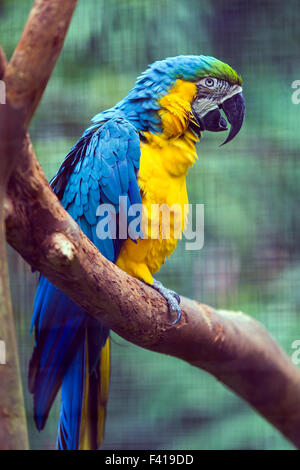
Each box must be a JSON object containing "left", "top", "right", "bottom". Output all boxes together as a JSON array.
[
  {"left": 138, "top": 139, "right": 191, "bottom": 237},
  {"left": 116, "top": 78, "right": 199, "bottom": 283},
  {"left": 116, "top": 132, "right": 198, "bottom": 284}
]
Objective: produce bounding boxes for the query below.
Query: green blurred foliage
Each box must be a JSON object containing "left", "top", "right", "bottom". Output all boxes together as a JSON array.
[{"left": 1, "top": 0, "right": 299, "bottom": 450}]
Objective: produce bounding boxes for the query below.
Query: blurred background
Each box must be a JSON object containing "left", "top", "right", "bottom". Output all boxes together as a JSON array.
[{"left": 1, "top": 0, "right": 300, "bottom": 450}]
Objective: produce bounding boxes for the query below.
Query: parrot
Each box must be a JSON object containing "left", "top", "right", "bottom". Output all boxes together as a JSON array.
[{"left": 29, "top": 55, "right": 245, "bottom": 450}]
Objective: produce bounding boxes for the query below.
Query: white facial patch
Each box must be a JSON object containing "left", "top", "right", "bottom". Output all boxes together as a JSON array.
[
  {"left": 192, "top": 98, "right": 219, "bottom": 119},
  {"left": 218, "top": 85, "right": 243, "bottom": 105},
  {"left": 193, "top": 80, "right": 243, "bottom": 118}
]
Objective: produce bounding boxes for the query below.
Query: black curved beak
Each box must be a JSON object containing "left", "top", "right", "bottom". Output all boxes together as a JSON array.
[
  {"left": 192, "top": 92, "right": 245, "bottom": 145},
  {"left": 219, "top": 92, "right": 245, "bottom": 145}
]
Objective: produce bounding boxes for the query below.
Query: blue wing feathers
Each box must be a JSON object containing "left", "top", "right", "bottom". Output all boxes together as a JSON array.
[{"left": 30, "top": 116, "right": 142, "bottom": 449}]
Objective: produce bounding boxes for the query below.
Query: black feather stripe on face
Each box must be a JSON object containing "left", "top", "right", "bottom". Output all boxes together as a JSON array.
[{"left": 196, "top": 78, "right": 231, "bottom": 102}]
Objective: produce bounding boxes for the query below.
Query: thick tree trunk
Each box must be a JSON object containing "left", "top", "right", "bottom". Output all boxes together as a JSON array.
[
  {"left": 0, "top": 0, "right": 78, "bottom": 450},
  {"left": 0, "top": 48, "right": 28, "bottom": 450}
]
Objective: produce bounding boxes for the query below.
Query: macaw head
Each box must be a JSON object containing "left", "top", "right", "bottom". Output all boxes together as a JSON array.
[
  {"left": 186, "top": 56, "right": 245, "bottom": 145},
  {"left": 122, "top": 55, "right": 245, "bottom": 145}
]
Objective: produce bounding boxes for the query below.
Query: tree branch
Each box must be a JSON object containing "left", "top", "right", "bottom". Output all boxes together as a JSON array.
[
  {"left": 4, "top": 136, "right": 300, "bottom": 449},
  {"left": 1, "top": 0, "right": 300, "bottom": 451},
  {"left": 0, "top": 0, "right": 77, "bottom": 450},
  {"left": 0, "top": 46, "right": 7, "bottom": 79},
  {"left": 0, "top": 46, "right": 29, "bottom": 450},
  {"left": 3, "top": 0, "right": 78, "bottom": 128}
]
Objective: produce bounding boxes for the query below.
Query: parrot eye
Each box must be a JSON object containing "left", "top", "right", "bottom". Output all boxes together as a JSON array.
[
  {"left": 198, "top": 77, "right": 217, "bottom": 89},
  {"left": 204, "top": 77, "right": 216, "bottom": 88}
]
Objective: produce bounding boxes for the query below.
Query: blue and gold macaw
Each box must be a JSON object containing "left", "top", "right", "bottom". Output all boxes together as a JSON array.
[{"left": 29, "top": 55, "right": 245, "bottom": 450}]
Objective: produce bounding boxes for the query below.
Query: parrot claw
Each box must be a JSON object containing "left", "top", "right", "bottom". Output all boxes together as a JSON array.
[{"left": 152, "top": 279, "right": 182, "bottom": 325}]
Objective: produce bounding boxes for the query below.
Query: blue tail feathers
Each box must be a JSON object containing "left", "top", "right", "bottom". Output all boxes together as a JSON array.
[{"left": 29, "top": 276, "right": 109, "bottom": 448}]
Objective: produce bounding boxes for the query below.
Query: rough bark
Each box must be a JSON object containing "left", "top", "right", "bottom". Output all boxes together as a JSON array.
[
  {"left": 0, "top": 0, "right": 78, "bottom": 450},
  {"left": 0, "top": 46, "right": 29, "bottom": 450},
  {"left": 4, "top": 135, "right": 300, "bottom": 449}
]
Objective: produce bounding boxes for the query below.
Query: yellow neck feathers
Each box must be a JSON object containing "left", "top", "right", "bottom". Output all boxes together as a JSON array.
[
  {"left": 158, "top": 79, "right": 198, "bottom": 139},
  {"left": 142, "top": 79, "right": 200, "bottom": 176}
]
